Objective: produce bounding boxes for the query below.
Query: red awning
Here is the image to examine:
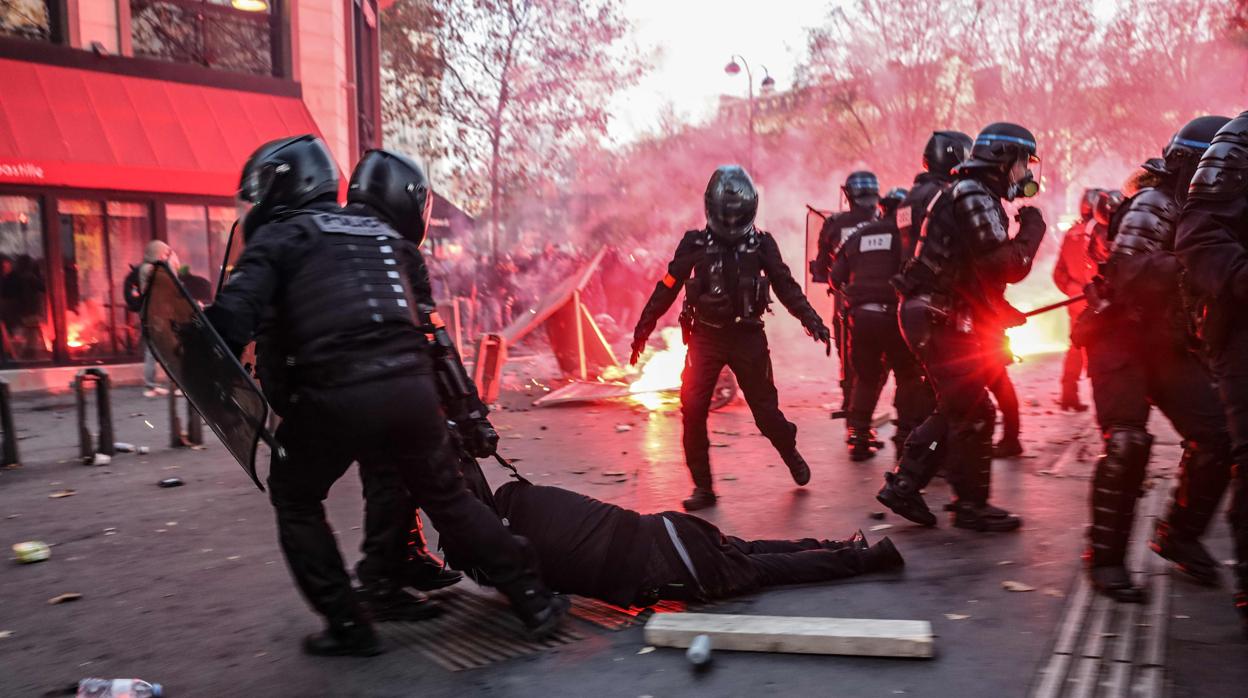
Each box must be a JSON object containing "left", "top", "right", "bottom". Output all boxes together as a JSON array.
[{"left": 0, "top": 58, "right": 323, "bottom": 197}]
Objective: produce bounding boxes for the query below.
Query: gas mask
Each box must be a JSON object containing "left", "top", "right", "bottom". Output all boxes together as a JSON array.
[{"left": 1005, "top": 156, "right": 1041, "bottom": 201}]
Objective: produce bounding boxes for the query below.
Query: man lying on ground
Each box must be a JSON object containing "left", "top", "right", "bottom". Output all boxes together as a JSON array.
[{"left": 483, "top": 479, "right": 904, "bottom": 608}]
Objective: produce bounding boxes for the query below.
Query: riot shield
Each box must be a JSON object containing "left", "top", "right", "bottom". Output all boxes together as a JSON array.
[
  {"left": 805, "top": 205, "right": 835, "bottom": 324},
  {"left": 141, "top": 262, "right": 278, "bottom": 491}
]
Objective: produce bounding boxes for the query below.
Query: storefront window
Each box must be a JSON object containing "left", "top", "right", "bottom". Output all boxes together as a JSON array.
[
  {"left": 1, "top": 1, "right": 57, "bottom": 42},
  {"left": 0, "top": 196, "right": 52, "bottom": 365},
  {"left": 165, "top": 203, "right": 219, "bottom": 303},
  {"left": 107, "top": 202, "right": 152, "bottom": 358},
  {"left": 130, "top": 0, "right": 281, "bottom": 77},
  {"left": 57, "top": 199, "right": 152, "bottom": 361}
]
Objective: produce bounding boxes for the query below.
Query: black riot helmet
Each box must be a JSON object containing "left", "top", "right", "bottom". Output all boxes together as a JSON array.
[
  {"left": 958, "top": 122, "right": 1040, "bottom": 200},
  {"left": 922, "top": 131, "right": 974, "bottom": 178},
  {"left": 348, "top": 149, "right": 433, "bottom": 245},
  {"left": 881, "top": 187, "right": 909, "bottom": 216},
  {"left": 1079, "top": 188, "right": 1104, "bottom": 220},
  {"left": 704, "top": 165, "right": 759, "bottom": 240},
  {"left": 1093, "top": 189, "right": 1124, "bottom": 227},
  {"left": 238, "top": 135, "right": 339, "bottom": 238},
  {"left": 842, "top": 171, "right": 880, "bottom": 211},
  {"left": 1161, "top": 115, "right": 1231, "bottom": 202}
]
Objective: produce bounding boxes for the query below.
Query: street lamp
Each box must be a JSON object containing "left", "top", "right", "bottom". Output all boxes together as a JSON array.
[{"left": 724, "top": 55, "right": 772, "bottom": 175}]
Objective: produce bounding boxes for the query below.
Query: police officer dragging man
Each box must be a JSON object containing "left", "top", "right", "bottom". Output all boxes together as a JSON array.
[
  {"left": 811, "top": 171, "right": 881, "bottom": 418},
  {"left": 205, "top": 135, "right": 567, "bottom": 656},
  {"left": 632, "top": 166, "right": 832, "bottom": 512},
  {"left": 1074, "top": 115, "right": 1233, "bottom": 603},
  {"left": 877, "top": 123, "right": 1047, "bottom": 532},
  {"left": 829, "top": 187, "right": 933, "bottom": 461},
  {"left": 1175, "top": 110, "right": 1248, "bottom": 635}
]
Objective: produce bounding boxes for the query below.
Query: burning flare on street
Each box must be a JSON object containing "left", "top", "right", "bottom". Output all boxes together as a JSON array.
[{"left": 628, "top": 327, "right": 687, "bottom": 410}]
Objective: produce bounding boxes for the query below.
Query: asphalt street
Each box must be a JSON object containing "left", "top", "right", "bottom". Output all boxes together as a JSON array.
[{"left": 0, "top": 351, "right": 1244, "bottom": 697}]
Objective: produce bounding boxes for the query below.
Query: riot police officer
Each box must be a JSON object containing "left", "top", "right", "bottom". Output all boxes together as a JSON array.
[
  {"left": 206, "top": 136, "right": 566, "bottom": 655},
  {"left": 877, "top": 122, "right": 1047, "bottom": 533},
  {"left": 1075, "top": 116, "right": 1232, "bottom": 602},
  {"left": 897, "top": 131, "right": 976, "bottom": 257},
  {"left": 812, "top": 171, "right": 881, "bottom": 418},
  {"left": 830, "top": 187, "right": 933, "bottom": 461},
  {"left": 632, "top": 166, "right": 831, "bottom": 511},
  {"left": 1052, "top": 188, "right": 1105, "bottom": 412},
  {"left": 1174, "top": 110, "right": 1248, "bottom": 635}
]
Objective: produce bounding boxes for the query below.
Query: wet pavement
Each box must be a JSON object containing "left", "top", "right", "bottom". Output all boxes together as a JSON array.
[{"left": 0, "top": 350, "right": 1244, "bottom": 697}]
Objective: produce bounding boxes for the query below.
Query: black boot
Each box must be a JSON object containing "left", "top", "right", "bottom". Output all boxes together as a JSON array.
[
  {"left": 1150, "top": 521, "right": 1221, "bottom": 587},
  {"left": 303, "top": 617, "right": 383, "bottom": 657},
  {"left": 403, "top": 516, "right": 464, "bottom": 591},
  {"left": 862, "top": 537, "right": 905, "bottom": 572},
  {"left": 849, "top": 529, "right": 869, "bottom": 552},
  {"left": 781, "top": 448, "right": 812, "bottom": 486},
  {"left": 877, "top": 471, "right": 936, "bottom": 527},
  {"left": 1059, "top": 393, "right": 1088, "bottom": 412},
  {"left": 847, "top": 427, "right": 880, "bottom": 462},
  {"left": 1088, "top": 430, "right": 1152, "bottom": 601},
  {"left": 951, "top": 501, "right": 1022, "bottom": 532},
  {"left": 992, "top": 438, "right": 1023, "bottom": 458},
  {"left": 1089, "top": 565, "right": 1147, "bottom": 604},
  {"left": 683, "top": 487, "right": 718, "bottom": 511}
]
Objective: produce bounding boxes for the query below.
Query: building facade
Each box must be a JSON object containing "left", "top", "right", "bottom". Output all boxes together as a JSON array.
[{"left": 0, "top": 0, "right": 382, "bottom": 379}]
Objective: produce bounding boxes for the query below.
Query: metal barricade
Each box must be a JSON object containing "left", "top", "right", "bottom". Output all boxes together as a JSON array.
[
  {"left": 73, "top": 368, "right": 115, "bottom": 464},
  {"left": 168, "top": 389, "right": 204, "bottom": 448},
  {"left": 0, "top": 379, "right": 19, "bottom": 467}
]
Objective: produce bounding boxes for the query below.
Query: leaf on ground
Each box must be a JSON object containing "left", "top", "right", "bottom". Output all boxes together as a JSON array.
[
  {"left": 997, "top": 560, "right": 1014, "bottom": 566},
  {"left": 721, "top": 475, "right": 738, "bottom": 481},
  {"left": 48, "top": 490, "right": 76, "bottom": 499},
  {"left": 637, "top": 646, "right": 655, "bottom": 655},
  {"left": 869, "top": 524, "right": 893, "bottom": 532},
  {"left": 48, "top": 592, "right": 82, "bottom": 605},
  {"left": 0, "top": 630, "right": 11, "bottom": 639},
  {"left": 615, "top": 424, "right": 633, "bottom": 432},
  {"left": 1043, "top": 588, "right": 1065, "bottom": 598},
  {"left": 604, "top": 471, "right": 626, "bottom": 477},
  {"left": 1002, "top": 580, "right": 1035, "bottom": 592},
  {"left": 944, "top": 613, "right": 970, "bottom": 620}
]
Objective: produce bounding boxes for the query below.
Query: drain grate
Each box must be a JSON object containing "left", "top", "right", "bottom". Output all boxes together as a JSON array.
[
  {"left": 381, "top": 585, "right": 694, "bottom": 671},
  {"left": 569, "top": 596, "right": 689, "bottom": 630},
  {"left": 382, "top": 585, "right": 587, "bottom": 672}
]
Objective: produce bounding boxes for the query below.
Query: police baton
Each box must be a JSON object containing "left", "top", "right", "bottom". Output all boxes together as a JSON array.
[{"left": 1022, "top": 294, "right": 1086, "bottom": 318}]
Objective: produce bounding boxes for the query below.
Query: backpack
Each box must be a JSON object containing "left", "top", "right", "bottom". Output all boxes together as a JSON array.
[{"left": 123, "top": 265, "right": 143, "bottom": 313}]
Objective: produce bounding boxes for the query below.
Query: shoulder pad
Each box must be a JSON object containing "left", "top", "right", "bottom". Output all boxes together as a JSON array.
[
  {"left": 951, "top": 179, "right": 1006, "bottom": 247},
  {"left": 1112, "top": 188, "right": 1177, "bottom": 255},
  {"left": 1188, "top": 115, "right": 1248, "bottom": 200},
  {"left": 309, "top": 213, "right": 401, "bottom": 238}
]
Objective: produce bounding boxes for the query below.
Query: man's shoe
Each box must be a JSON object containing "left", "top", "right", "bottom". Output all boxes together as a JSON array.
[
  {"left": 404, "top": 559, "right": 464, "bottom": 592},
  {"left": 1150, "top": 530, "right": 1221, "bottom": 587},
  {"left": 951, "top": 502, "right": 1022, "bottom": 532},
  {"left": 876, "top": 472, "right": 936, "bottom": 527},
  {"left": 992, "top": 438, "right": 1024, "bottom": 458},
  {"left": 849, "top": 529, "right": 869, "bottom": 552},
  {"left": 1089, "top": 565, "right": 1147, "bottom": 604},
  {"left": 683, "top": 488, "right": 718, "bottom": 511},
  {"left": 781, "top": 449, "right": 811, "bottom": 486},
  {"left": 863, "top": 537, "right": 905, "bottom": 572},
  {"left": 847, "top": 428, "right": 879, "bottom": 462},
  {"left": 303, "top": 619, "right": 384, "bottom": 657},
  {"left": 361, "top": 587, "right": 443, "bottom": 622}
]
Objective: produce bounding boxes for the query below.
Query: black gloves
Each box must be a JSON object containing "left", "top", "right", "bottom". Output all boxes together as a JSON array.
[
  {"left": 630, "top": 334, "right": 648, "bottom": 366},
  {"left": 460, "top": 416, "right": 499, "bottom": 459},
  {"left": 804, "top": 316, "right": 833, "bottom": 356}
]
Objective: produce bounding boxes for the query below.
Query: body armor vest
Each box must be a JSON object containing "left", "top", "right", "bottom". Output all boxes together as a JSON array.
[
  {"left": 281, "top": 212, "right": 419, "bottom": 365},
  {"left": 842, "top": 220, "right": 902, "bottom": 307},
  {"left": 683, "top": 229, "right": 771, "bottom": 327}
]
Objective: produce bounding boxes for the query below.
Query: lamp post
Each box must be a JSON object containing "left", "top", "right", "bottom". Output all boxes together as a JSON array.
[{"left": 724, "top": 56, "right": 774, "bottom": 176}]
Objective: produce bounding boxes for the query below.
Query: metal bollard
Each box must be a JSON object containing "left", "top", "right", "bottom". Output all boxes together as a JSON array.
[
  {"left": 0, "top": 380, "right": 19, "bottom": 467},
  {"left": 73, "top": 369, "right": 115, "bottom": 464},
  {"left": 168, "top": 389, "right": 204, "bottom": 448}
]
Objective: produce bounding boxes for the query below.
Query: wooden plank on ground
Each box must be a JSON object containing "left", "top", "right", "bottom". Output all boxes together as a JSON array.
[{"left": 643, "top": 613, "right": 933, "bottom": 659}]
